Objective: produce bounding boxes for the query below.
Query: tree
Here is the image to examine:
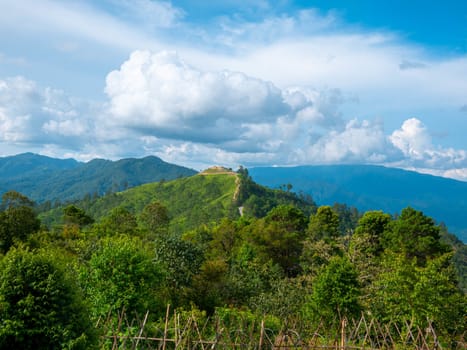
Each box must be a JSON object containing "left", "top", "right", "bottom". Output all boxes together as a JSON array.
[
  {"left": 307, "top": 205, "right": 340, "bottom": 241},
  {"left": 80, "top": 235, "right": 164, "bottom": 318},
  {"left": 304, "top": 256, "right": 361, "bottom": 324},
  {"left": 349, "top": 211, "right": 391, "bottom": 288},
  {"left": 154, "top": 235, "right": 204, "bottom": 307},
  {"left": 372, "top": 252, "right": 466, "bottom": 340},
  {"left": 0, "top": 190, "right": 35, "bottom": 210},
  {"left": 139, "top": 201, "right": 170, "bottom": 236},
  {"left": 0, "top": 191, "right": 40, "bottom": 254},
  {"left": 249, "top": 205, "right": 307, "bottom": 277},
  {"left": 301, "top": 206, "right": 343, "bottom": 275},
  {"left": 63, "top": 205, "right": 94, "bottom": 228},
  {"left": 332, "top": 203, "right": 360, "bottom": 236},
  {"left": 351, "top": 211, "right": 391, "bottom": 256},
  {"left": 97, "top": 207, "right": 138, "bottom": 236},
  {"left": 0, "top": 248, "right": 96, "bottom": 349},
  {"left": 384, "top": 207, "right": 449, "bottom": 266}
]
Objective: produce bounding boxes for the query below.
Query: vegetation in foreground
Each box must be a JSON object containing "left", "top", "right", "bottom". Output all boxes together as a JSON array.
[{"left": 0, "top": 169, "right": 465, "bottom": 349}]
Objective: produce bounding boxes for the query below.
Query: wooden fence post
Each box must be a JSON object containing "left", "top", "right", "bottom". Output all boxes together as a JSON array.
[
  {"left": 162, "top": 304, "right": 171, "bottom": 350},
  {"left": 259, "top": 319, "right": 265, "bottom": 350},
  {"left": 341, "top": 317, "right": 347, "bottom": 350}
]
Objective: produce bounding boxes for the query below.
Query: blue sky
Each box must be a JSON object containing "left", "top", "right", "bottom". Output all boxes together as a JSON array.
[{"left": 1, "top": 0, "right": 467, "bottom": 180}]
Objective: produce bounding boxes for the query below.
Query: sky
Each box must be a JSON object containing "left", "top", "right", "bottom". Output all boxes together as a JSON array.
[{"left": 1, "top": 0, "right": 467, "bottom": 179}]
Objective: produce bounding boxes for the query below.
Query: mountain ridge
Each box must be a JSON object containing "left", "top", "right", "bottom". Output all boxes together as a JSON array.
[
  {"left": 0, "top": 153, "right": 197, "bottom": 203},
  {"left": 249, "top": 164, "right": 467, "bottom": 242}
]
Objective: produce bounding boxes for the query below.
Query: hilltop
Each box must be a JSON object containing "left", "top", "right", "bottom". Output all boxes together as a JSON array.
[{"left": 40, "top": 169, "right": 315, "bottom": 233}]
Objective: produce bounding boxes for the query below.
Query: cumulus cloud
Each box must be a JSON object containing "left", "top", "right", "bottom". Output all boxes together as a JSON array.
[
  {"left": 297, "top": 119, "right": 389, "bottom": 164},
  {"left": 104, "top": 50, "right": 384, "bottom": 164},
  {"left": 101, "top": 50, "right": 467, "bottom": 175},
  {"left": 105, "top": 50, "right": 295, "bottom": 146},
  {"left": 390, "top": 118, "right": 431, "bottom": 159},
  {"left": 389, "top": 118, "right": 467, "bottom": 169}
]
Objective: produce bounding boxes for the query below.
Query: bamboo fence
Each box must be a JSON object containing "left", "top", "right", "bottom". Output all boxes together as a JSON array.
[{"left": 96, "top": 305, "right": 466, "bottom": 350}]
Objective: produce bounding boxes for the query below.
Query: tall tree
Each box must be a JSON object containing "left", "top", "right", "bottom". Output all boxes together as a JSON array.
[
  {"left": 249, "top": 205, "right": 307, "bottom": 277},
  {"left": 372, "top": 252, "right": 466, "bottom": 339},
  {"left": 96, "top": 207, "right": 138, "bottom": 236},
  {"left": 0, "top": 191, "right": 40, "bottom": 254},
  {"left": 384, "top": 207, "right": 449, "bottom": 265},
  {"left": 139, "top": 201, "right": 170, "bottom": 237},
  {"left": 307, "top": 205, "right": 340, "bottom": 241},
  {"left": 63, "top": 205, "right": 94, "bottom": 228}
]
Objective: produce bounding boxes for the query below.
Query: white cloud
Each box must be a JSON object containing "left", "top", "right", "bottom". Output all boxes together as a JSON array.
[
  {"left": 297, "top": 119, "right": 389, "bottom": 164},
  {"left": 0, "top": 76, "right": 92, "bottom": 146},
  {"left": 389, "top": 118, "right": 467, "bottom": 169},
  {"left": 215, "top": 9, "right": 339, "bottom": 49},
  {"left": 102, "top": 50, "right": 401, "bottom": 167},
  {"left": 390, "top": 118, "right": 431, "bottom": 159},
  {"left": 105, "top": 50, "right": 293, "bottom": 146}
]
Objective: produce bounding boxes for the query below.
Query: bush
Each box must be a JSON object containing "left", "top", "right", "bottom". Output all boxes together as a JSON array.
[{"left": 0, "top": 248, "right": 97, "bottom": 349}]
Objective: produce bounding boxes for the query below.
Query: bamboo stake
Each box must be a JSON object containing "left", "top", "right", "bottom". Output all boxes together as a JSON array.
[
  {"left": 162, "top": 304, "right": 171, "bottom": 350},
  {"left": 174, "top": 309, "right": 178, "bottom": 349},
  {"left": 133, "top": 310, "right": 149, "bottom": 350},
  {"left": 341, "top": 318, "right": 347, "bottom": 350},
  {"left": 258, "top": 319, "right": 265, "bottom": 350}
]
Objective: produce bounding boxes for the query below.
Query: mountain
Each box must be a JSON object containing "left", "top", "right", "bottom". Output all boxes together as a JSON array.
[
  {"left": 0, "top": 152, "right": 79, "bottom": 180},
  {"left": 0, "top": 153, "right": 197, "bottom": 203},
  {"left": 249, "top": 165, "right": 467, "bottom": 242}
]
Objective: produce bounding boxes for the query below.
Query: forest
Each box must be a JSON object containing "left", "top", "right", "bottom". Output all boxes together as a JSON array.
[{"left": 0, "top": 168, "right": 465, "bottom": 349}]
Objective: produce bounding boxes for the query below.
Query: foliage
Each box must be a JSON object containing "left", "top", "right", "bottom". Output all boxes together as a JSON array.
[
  {"left": 304, "top": 256, "right": 361, "bottom": 324},
  {"left": 154, "top": 234, "right": 204, "bottom": 307},
  {"left": 0, "top": 191, "right": 40, "bottom": 254},
  {"left": 248, "top": 205, "right": 307, "bottom": 277},
  {"left": 63, "top": 205, "right": 94, "bottom": 228},
  {"left": 139, "top": 201, "right": 170, "bottom": 236},
  {"left": 79, "top": 235, "right": 164, "bottom": 319},
  {"left": 1, "top": 170, "right": 465, "bottom": 345},
  {"left": 94, "top": 206, "right": 138, "bottom": 236},
  {"left": 0, "top": 248, "right": 97, "bottom": 349},
  {"left": 307, "top": 205, "right": 340, "bottom": 241},
  {"left": 384, "top": 207, "right": 450, "bottom": 265},
  {"left": 372, "top": 252, "right": 466, "bottom": 339},
  {"left": 237, "top": 169, "right": 316, "bottom": 218}
]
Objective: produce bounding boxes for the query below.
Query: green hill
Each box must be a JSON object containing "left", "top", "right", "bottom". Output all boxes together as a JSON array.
[{"left": 40, "top": 169, "right": 315, "bottom": 233}]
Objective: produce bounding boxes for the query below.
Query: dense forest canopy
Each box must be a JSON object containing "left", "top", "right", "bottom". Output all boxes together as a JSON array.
[{"left": 0, "top": 170, "right": 465, "bottom": 349}]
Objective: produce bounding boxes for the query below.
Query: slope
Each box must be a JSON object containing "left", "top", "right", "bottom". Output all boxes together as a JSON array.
[{"left": 41, "top": 169, "right": 316, "bottom": 233}]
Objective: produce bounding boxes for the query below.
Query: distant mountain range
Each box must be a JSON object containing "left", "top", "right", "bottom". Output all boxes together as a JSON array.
[
  {"left": 2, "top": 154, "right": 467, "bottom": 242},
  {"left": 249, "top": 165, "right": 467, "bottom": 242},
  {"left": 0, "top": 153, "right": 196, "bottom": 203}
]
